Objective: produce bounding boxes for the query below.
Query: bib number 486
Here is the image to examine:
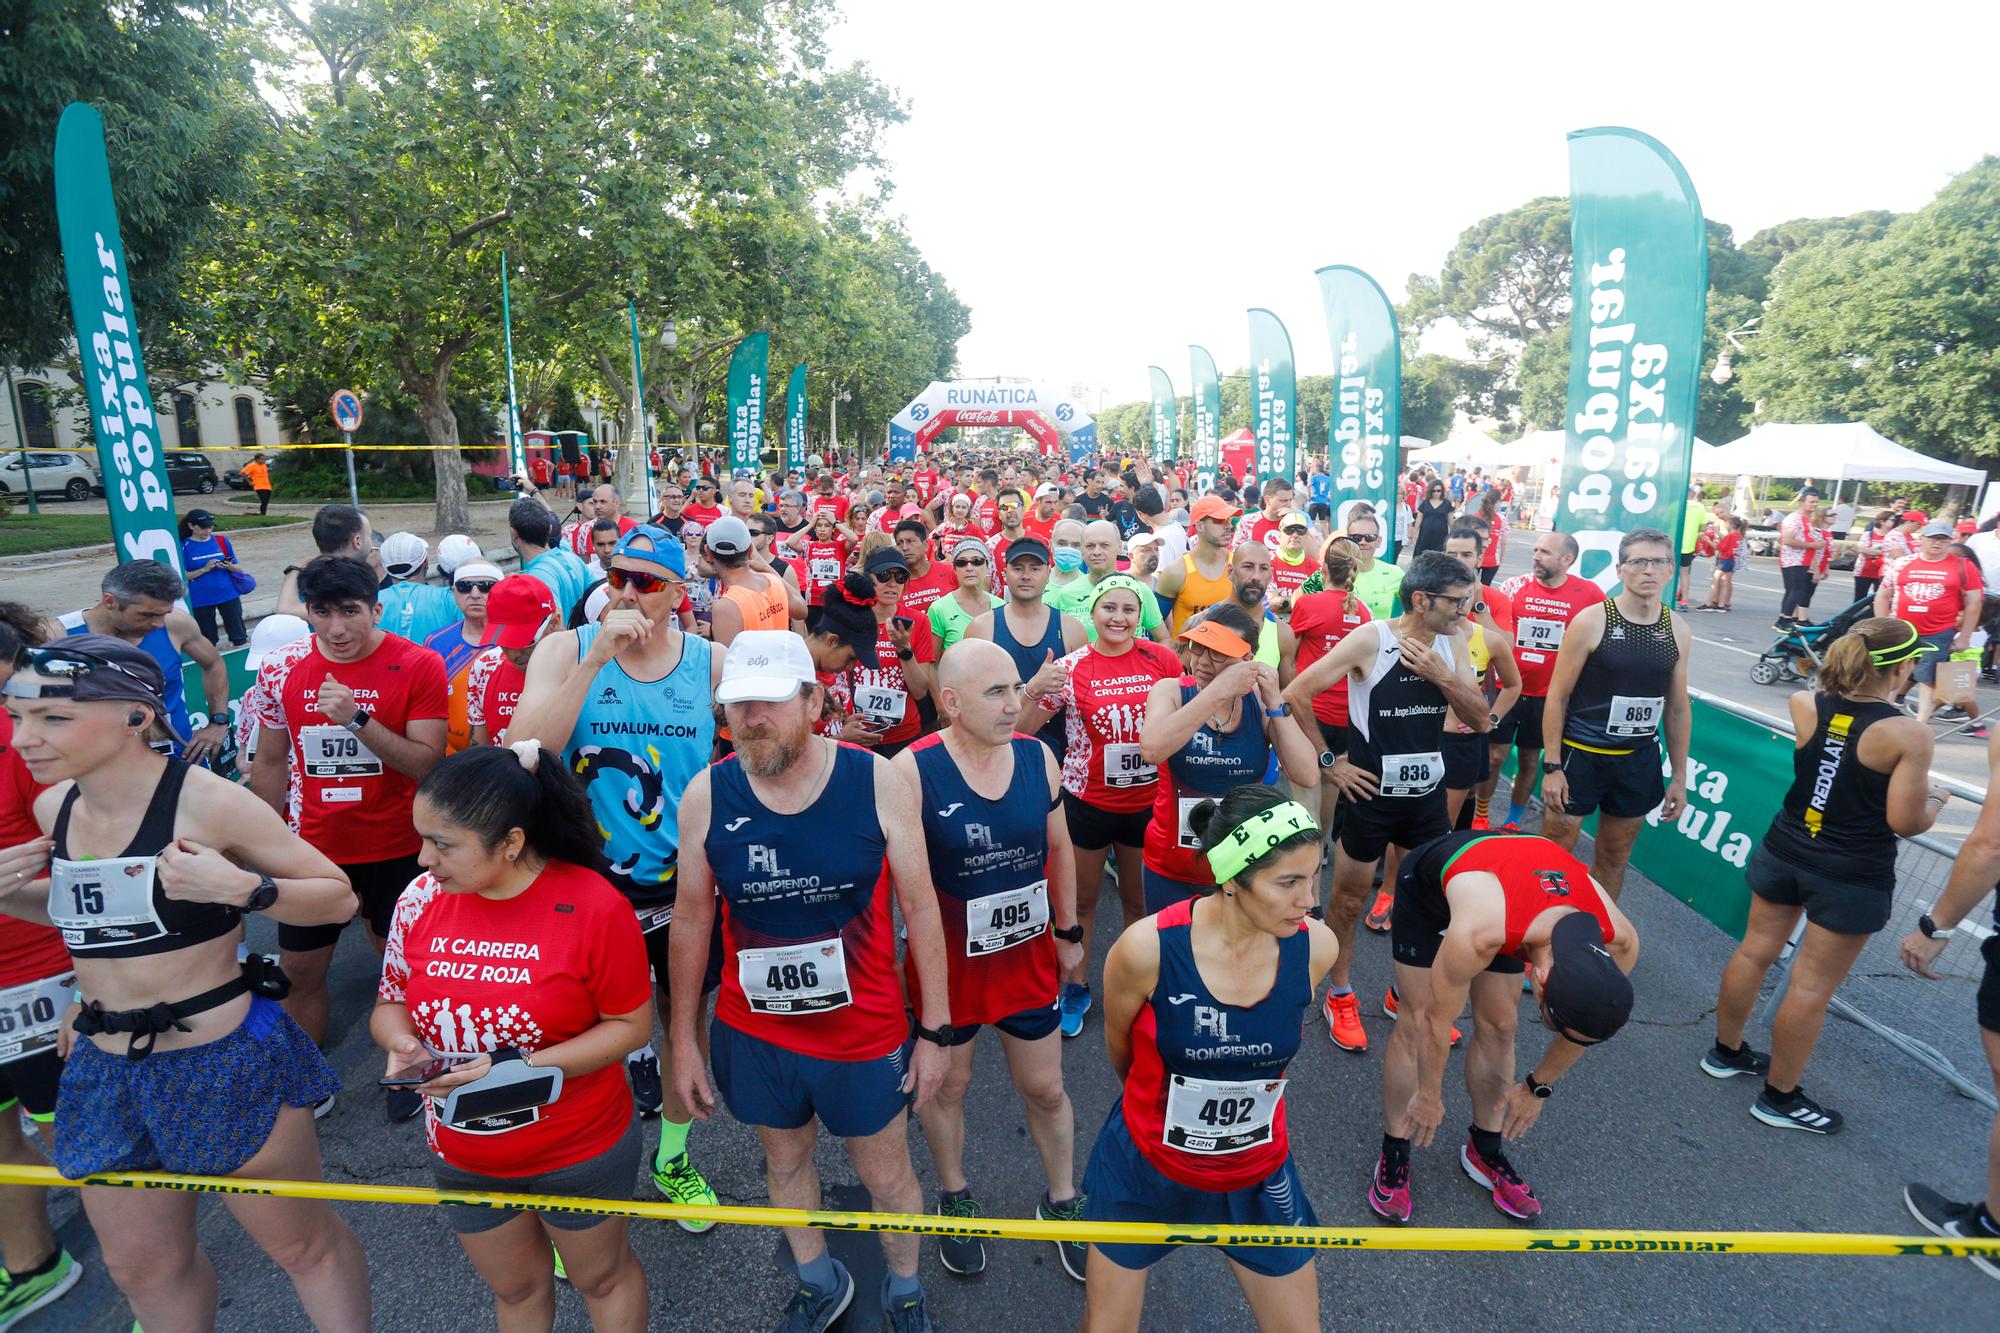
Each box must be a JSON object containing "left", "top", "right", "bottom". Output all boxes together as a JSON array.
[{"left": 765, "top": 961, "right": 820, "bottom": 992}]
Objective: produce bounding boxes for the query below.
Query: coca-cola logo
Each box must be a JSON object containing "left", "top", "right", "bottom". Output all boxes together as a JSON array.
[{"left": 954, "top": 410, "right": 1005, "bottom": 425}]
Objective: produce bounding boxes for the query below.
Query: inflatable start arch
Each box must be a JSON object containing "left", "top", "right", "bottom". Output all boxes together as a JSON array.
[{"left": 888, "top": 382, "right": 1098, "bottom": 464}]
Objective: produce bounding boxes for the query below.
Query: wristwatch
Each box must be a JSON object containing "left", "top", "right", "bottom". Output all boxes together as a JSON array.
[
  {"left": 1264, "top": 703, "right": 1290, "bottom": 718},
  {"left": 242, "top": 874, "right": 279, "bottom": 913},
  {"left": 1488, "top": 711, "right": 1500, "bottom": 728},
  {"left": 896, "top": 648, "right": 914, "bottom": 661},
  {"left": 1918, "top": 913, "right": 1957, "bottom": 940},
  {"left": 1525, "top": 1072, "right": 1554, "bottom": 1099},
  {"left": 1541, "top": 758, "right": 1564, "bottom": 775},
  {"left": 913, "top": 1021, "right": 956, "bottom": 1047},
  {"left": 1318, "top": 750, "right": 1340, "bottom": 770},
  {"left": 1052, "top": 923, "right": 1085, "bottom": 943},
  {"left": 345, "top": 709, "right": 372, "bottom": 735}
]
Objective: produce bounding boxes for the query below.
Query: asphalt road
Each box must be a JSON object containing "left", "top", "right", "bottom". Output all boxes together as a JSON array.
[{"left": 26, "top": 540, "right": 2000, "bottom": 1331}]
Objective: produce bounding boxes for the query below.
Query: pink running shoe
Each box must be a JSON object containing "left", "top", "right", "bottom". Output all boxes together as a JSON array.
[
  {"left": 1460, "top": 1136, "right": 1542, "bottom": 1220},
  {"left": 1367, "top": 1153, "right": 1412, "bottom": 1223}
]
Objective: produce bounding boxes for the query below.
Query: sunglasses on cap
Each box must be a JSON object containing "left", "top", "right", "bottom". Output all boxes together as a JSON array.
[
  {"left": 453, "top": 579, "right": 498, "bottom": 594},
  {"left": 606, "top": 566, "right": 682, "bottom": 594},
  {"left": 5, "top": 645, "right": 154, "bottom": 697}
]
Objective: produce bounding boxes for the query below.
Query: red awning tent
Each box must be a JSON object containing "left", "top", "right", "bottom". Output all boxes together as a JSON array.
[{"left": 1220, "top": 428, "right": 1256, "bottom": 482}]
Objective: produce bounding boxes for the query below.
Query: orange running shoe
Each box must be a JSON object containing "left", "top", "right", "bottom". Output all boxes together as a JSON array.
[
  {"left": 1469, "top": 813, "right": 1490, "bottom": 831},
  {"left": 1323, "top": 990, "right": 1368, "bottom": 1052},
  {"left": 1364, "top": 888, "right": 1394, "bottom": 933}
]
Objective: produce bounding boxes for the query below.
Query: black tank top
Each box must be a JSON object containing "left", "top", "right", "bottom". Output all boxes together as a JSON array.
[
  {"left": 49, "top": 762, "right": 240, "bottom": 958},
  {"left": 1760, "top": 694, "right": 1900, "bottom": 887},
  {"left": 993, "top": 601, "right": 1067, "bottom": 744},
  {"left": 1565, "top": 599, "right": 1678, "bottom": 751},
  {"left": 1348, "top": 626, "right": 1454, "bottom": 799}
]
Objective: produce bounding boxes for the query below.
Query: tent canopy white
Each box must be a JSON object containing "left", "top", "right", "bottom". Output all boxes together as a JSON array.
[
  {"left": 1692, "top": 422, "right": 1985, "bottom": 487},
  {"left": 1409, "top": 426, "right": 1515, "bottom": 467}
]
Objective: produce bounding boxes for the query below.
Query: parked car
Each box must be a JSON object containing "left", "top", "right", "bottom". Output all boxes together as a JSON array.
[
  {"left": 223, "top": 467, "right": 251, "bottom": 490},
  {"left": 164, "top": 452, "right": 221, "bottom": 494},
  {"left": 0, "top": 450, "right": 100, "bottom": 501}
]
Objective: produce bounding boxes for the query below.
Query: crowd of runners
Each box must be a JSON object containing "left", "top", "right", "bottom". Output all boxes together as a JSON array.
[{"left": 0, "top": 448, "right": 1993, "bottom": 1333}]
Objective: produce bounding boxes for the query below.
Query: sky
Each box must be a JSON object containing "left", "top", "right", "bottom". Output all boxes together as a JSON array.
[{"left": 826, "top": 0, "right": 2000, "bottom": 409}]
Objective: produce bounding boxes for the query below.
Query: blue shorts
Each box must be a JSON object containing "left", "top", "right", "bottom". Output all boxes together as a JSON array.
[
  {"left": 938, "top": 1001, "right": 1061, "bottom": 1046},
  {"left": 710, "top": 1018, "right": 911, "bottom": 1139},
  {"left": 53, "top": 997, "right": 339, "bottom": 1177},
  {"left": 1142, "top": 866, "right": 1209, "bottom": 916},
  {"left": 1081, "top": 1101, "right": 1319, "bottom": 1277},
  {"left": 1717, "top": 557, "right": 1738, "bottom": 573}
]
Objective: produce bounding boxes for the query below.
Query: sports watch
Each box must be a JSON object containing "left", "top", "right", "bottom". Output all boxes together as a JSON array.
[
  {"left": 242, "top": 874, "right": 279, "bottom": 913},
  {"left": 1541, "top": 758, "right": 1564, "bottom": 775},
  {"left": 1918, "top": 914, "right": 1956, "bottom": 940},
  {"left": 1524, "top": 1073, "right": 1554, "bottom": 1099},
  {"left": 1319, "top": 750, "right": 1340, "bottom": 770},
  {"left": 345, "top": 708, "right": 373, "bottom": 735},
  {"left": 913, "top": 1022, "right": 956, "bottom": 1047},
  {"left": 1052, "top": 923, "right": 1084, "bottom": 943}
]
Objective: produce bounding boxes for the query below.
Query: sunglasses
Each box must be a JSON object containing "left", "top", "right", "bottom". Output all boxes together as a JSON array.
[
  {"left": 453, "top": 579, "right": 498, "bottom": 594},
  {"left": 606, "top": 567, "right": 681, "bottom": 594},
  {"left": 6, "top": 645, "right": 156, "bottom": 699},
  {"left": 953, "top": 557, "right": 989, "bottom": 568},
  {"left": 872, "top": 569, "right": 910, "bottom": 583},
  {"left": 1349, "top": 532, "right": 1380, "bottom": 544}
]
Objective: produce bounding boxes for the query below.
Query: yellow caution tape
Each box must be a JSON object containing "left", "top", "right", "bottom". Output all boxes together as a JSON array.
[{"left": 1, "top": 1165, "right": 1995, "bottom": 1258}]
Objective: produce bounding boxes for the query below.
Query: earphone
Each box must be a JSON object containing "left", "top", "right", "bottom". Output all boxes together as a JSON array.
[{"left": 128, "top": 711, "right": 146, "bottom": 728}]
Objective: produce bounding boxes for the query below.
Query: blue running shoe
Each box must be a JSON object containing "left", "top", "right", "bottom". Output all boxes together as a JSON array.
[
  {"left": 1059, "top": 983, "right": 1092, "bottom": 1039},
  {"left": 772, "top": 1260, "right": 853, "bottom": 1333}
]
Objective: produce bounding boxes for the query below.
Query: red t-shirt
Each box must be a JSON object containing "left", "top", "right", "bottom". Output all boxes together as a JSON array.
[
  {"left": 683, "top": 502, "right": 724, "bottom": 527},
  {"left": 566, "top": 514, "right": 636, "bottom": 559},
  {"left": 809, "top": 492, "right": 851, "bottom": 523},
  {"left": 971, "top": 495, "right": 998, "bottom": 534},
  {"left": 898, "top": 560, "right": 957, "bottom": 619},
  {"left": 1268, "top": 554, "right": 1314, "bottom": 602},
  {"left": 1289, "top": 589, "right": 1372, "bottom": 726},
  {"left": 1022, "top": 510, "right": 1059, "bottom": 542},
  {"left": 528, "top": 456, "right": 553, "bottom": 487},
  {"left": 1884, "top": 555, "right": 1979, "bottom": 635},
  {"left": 0, "top": 714, "right": 66, "bottom": 988},
  {"left": 379, "top": 863, "right": 651, "bottom": 1176},
  {"left": 1717, "top": 531, "right": 1742, "bottom": 562},
  {"left": 795, "top": 536, "right": 851, "bottom": 605},
  {"left": 1477, "top": 581, "right": 1515, "bottom": 634},
  {"left": 1495, "top": 574, "right": 1605, "bottom": 697},
  {"left": 912, "top": 470, "right": 940, "bottom": 505},
  {"left": 1052, "top": 639, "right": 1183, "bottom": 812},
  {"left": 252, "top": 633, "right": 448, "bottom": 860},
  {"left": 1232, "top": 515, "right": 1280, "bottom": 553},
  {"left": 842, "top": 617, "right": 938, "bottom": 747},
  {"left": 465, "top": 648, "right": 525, "bottom": 740}
]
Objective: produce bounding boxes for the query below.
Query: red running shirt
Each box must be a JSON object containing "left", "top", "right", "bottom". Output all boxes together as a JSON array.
[
  {"left": 1883, "top": 555, "right": 1979, "bottom": 635},
  {"left": 897, "top": 561, "right": 957, "bottom": 620},
  {"left": 465, "top": 648, "right": 525, "bottom": 740},
  {"left": 1289, "top": 589, "right": 1371, "bottom": 725},
  {"left": 0, "top": 714, "right": 65, "bottom": 988},
  {"left": 1495, "top": 574, "right": 1604, "bottom": 697},
  {"left": 841, "top": 616, "right": 938, "bottom": 747},
  {"left": 794, "top": 536, "right": 851, "bottom": 605},
  {"left": 1440, "top": 834, "right": 1617, "bottom": 956},
  {"left": 1050, "top": 639, "right": 1182, "bottom": 811},
  {"left": 379, "top": 861, "right": 651, "bottom": 1176},
  {"left": 809, "top": 492, "right": 851, "bottom": 523},
  {"left": 252, "top": 633, "right": 448, "bottom": 859}
]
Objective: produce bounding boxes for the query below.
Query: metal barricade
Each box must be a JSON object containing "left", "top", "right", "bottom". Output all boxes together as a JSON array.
[{"left": 1695, "top": 689, "right": 1998, "bottom": 1111}]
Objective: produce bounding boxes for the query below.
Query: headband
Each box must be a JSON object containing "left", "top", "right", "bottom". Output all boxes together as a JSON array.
[
  {"left": 1086, "top": 574, "right": 1153, "bottom": 615},
  {"left": 1868, "top": 621, "right": 1939, "bottom": 668},
  {"left": 1204, "top": 801, "right": 1320, "bottom": 885}
]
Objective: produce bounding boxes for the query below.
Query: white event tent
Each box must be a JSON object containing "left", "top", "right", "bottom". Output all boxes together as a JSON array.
[{"left": 1691, "top": 422, "right": 1985, "bottom": 488}]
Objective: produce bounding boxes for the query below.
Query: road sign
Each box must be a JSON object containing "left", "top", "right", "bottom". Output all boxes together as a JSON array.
[{"left": 329, "top": 389, "right": 363, "bottom": 434}]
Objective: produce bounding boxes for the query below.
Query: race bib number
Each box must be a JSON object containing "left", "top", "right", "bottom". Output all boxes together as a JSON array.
[
  {"left": 1162, "top": 1074, "right": 1287, "bottom": 1155},
  {"left": 1176, "top": 796, "right": 1206, "bottom": 850},
  {"left": 0, "top": 972, "right": 75, "bottom": 1065},
  {"left": 809, "top": 557, "right": 841, "bottom": 584},
  {"left": 739, "top": 939, "right": 852, "bottom": 1014},
  {"left": 853, "top": 685, "right": 907, "bottom": 725},
  {"left": 1516, "top": 618, "right": 1565, "bottom": 654},
  {"left": 47, "top": 855, "right": 167, "bottom": 951},
  {"left": 300, "top": 724, "right": 383, "bottom": 779},
  {"left": 965, "top": 880, "right": 1049, "bottom": 956},
  {"left": 1103, "top": 742, "right": 1155, "bottom": 788},
  {"left": 1378, "top": 751, "right": 1444, "bottom": 798},
  {"left": 1607, "top": 694, "right": 1665, "bottom": 738}
]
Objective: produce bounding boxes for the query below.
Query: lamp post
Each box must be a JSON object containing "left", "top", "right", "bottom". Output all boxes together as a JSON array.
[{"left": 829, "top": 382, "right": 851, "bottom": 467}]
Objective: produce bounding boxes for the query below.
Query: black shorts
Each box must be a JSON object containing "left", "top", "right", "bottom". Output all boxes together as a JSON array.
[
  {"left": 279, "top": 852, "right": 424, "bottom": 951},
  {"left": 1338, "top": 791, "right": 1449, "bottom": 864},
  {"left": 1064, "top": 790, "right": 1150, "bottom": 851},
  {"left": 637, "top": 898, "right": 724, "bottom": 997},
  {"left": 929, "top": 1000, "right": 1062, "bottom": 1046},
  {"left": 1678, "top": 550, "right": 1696, "bottom": 569},
  {"left": 1442, "top": 731, "right": 1489, "bottom": 790},
  {"left": 1745, "top": 845, "right": 1890, "bottom": 935},
  {"left": 1490, "top": 695, "right": 1547, "bottom": 754},
  {"left": 1978, "top": 933, "right": 2000, "bottom": 1035},
  {"left": 1308, "top": 502, "right": 1331, "bottom": 522},
  {"left": 1559, "top": 743, "right": 1665, "bottom": 819},
  {"left": 1387, "top": 853, "right": 1525, "bottom": 975},
  {"left": 0, "top": 1047, "right": 62, "bottom": 1122}
]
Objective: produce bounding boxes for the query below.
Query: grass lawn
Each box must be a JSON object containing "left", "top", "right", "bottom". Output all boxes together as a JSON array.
[{"left": 0, "top": 511, "right": 301, "bottom": 558}]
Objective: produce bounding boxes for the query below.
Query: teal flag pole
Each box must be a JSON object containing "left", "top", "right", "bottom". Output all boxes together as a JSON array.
[
  {"left": 1315, "top": 265, "right": 1403, "bottom": 554},
  {"left": 1246, "top": 310, "right": 1297, "bottom": 485},
  {"left": 500, "top": 252, "right": 526, "bottom": 478},
  {"left": 1190, "top": 346, "right": 1221, "bottom": 493},
  {"left": 1147, "top": 366, "right": 1179, "bottom": 466}
]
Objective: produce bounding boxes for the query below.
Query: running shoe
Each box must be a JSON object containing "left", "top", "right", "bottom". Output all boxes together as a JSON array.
[
  {"left": 1364, "top": 888, "right": 1394, "bottom": 934},
  {"left": 0, "top": 1248, "right": 82, "bottom": 1331},
  {"left": 1460, "top": 1136, "right": 1542, "bottom": 1220},
  {"left": 1498, "top": 821, "right": 1521, "bottom": 834},
  {"left": 1367, "top": 1153, "right": 1412, "bottom": 1223},
  {"left": 1038, "top": 1193, "right": 1089, "bottom": 1282},
  {"left": 312, "top": 1092, "right": 337, "bottom": 1120},
  {"left": 1059, "top": 983, "right": 1092, "bottom": 1039},
  {"left": 935, "top": 1193, "right": 986, "bottom": 1275},
  {"left": 1751, "top": 1085, "right": 1843, "bottom": 1134},
  {"left": 628, "top": 1050, "right": 664, "bottom": 1118},
  {"left": 1903, "top": 1183, "right": 2000, "bottom": 1280},
  {"left": 552, "top": 1245, "right": 568, "bottom": 1284},
  {"left": 772, "top": 1260, "right": 853, "bottom": 1333},
  {"left": 385, "top": 1087, "right": 422, "bottom": 1123},
  {"left": 880, "top": 1278, "right": 935, "bottom": 1333},
  {"left": 1773, "top": 616, "right": 1795, "bottom": 631},
  {"left": 1699, "top": 1041, "right": 1771, "bottom": 1079},
  {"left": 1380, "top": 988, "right": 1460, "bottom": 1045},
  {"left": 1469, "top": 812, "right": 1490, "bottom": 831},
  {"left": 1323, "top": 990, "right": 1367, "bottom": 1052},
  {"left": 652, "top": 1152, "right": 719, "bottom": 1233}
]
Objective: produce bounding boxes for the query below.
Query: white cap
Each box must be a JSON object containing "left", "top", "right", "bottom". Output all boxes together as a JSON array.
[
  {"left": 581, "top": 580, "right": 611, "bottom": 625},
  {"left": 1127, "top": 531, "right": 1162, "bottom": 549},
  {"left": 451, "top": 560, "right": 504, "bottom": 584},
  {"left": 716, "top": 630, "right": 818, "bottom": 705},
  {"left": 379, "top": 532, "right": 428, "bottom": 579},
  {"left": 436, "top": 533, "right": 483, "bottom": 574},
  {"left": 245, "top": 614, "right": 310, "bottom": 670},
  {"left": 1035, "top": 483, "right": 1061, "bottom": 499}
]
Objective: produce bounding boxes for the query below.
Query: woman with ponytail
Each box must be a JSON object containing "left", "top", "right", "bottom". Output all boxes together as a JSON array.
[
  {"left": 1080, "top": 784, "right": 1338, "bottom": 1331},
  {"left": 1707, "top": 618, "right": 1947, "bottom": 1138},
  {"left": 373, "top": 743, "right": 652, "bottom": 1330}
]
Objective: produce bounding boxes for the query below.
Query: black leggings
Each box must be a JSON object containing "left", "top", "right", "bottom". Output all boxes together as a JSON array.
[
  {"left": 192, "top": 598, "right": 247, "bottom": 646},
  {"left": 255, "top": 488, "right": 272, "bottom": 515},
  {"left": 1853, "top": 576, "right": 1880, "bottom": 605},
  {"left": 1780, "top": 565, "right": 1818, "bottom": 618}
]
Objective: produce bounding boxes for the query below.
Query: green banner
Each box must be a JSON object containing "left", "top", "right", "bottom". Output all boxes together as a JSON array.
[
  {"left": 1315, "top": 265, "right": 1402, "bottom": 556},
  {"left": 53, "top": 103, "right": 180, "bottom": 571},
  {"left": 500, "top": 252, "right": 526, "bottom": 476},
  {"left": 1556, "top": 127, "right": 1707, "bottom": 596},
  {"left": 726, "top": 331, "right": 769, "bottom": 475},
  {"left": 785, "top": 362, "right": 807, "bottom": 475},
  {"left": 1147, "top": 366, "right": 1178, "bottom": 466},
  {"left": 1246, "top": 309, "right": 1296, "bottom": 485},
  {"left": 1190, "top": 346, "right": 1221, "bottom": 491}
]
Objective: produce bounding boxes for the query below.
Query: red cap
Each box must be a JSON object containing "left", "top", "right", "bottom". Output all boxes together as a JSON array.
[
  {"left": 482, "top": 574, "right": 557, "bottom": 649},
  {"left": 1902, "top": 510, "right": 1928, "bottom": 524},
  {"left": 1956, "top": 519, "right": 1977, "bottom": 535}
]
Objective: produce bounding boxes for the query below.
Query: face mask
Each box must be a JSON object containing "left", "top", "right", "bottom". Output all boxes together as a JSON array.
[{"left": 1054, "top": 547, "right": 1084, "bottom": 572}]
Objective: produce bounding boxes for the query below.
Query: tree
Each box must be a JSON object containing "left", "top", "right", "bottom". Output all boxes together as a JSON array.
[
  {"left": 1403, "top": 197, "right": 1572, "bottom": 351},
  {"left": 1515, "top": 335, "right": 1567, "bottom": 432},
  {"left": 1399, "top": 354, "right": 1463, "bottom": 444}
]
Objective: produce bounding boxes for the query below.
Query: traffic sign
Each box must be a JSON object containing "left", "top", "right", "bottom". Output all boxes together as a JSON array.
[{"left": 329, "top": 389, "right": 364, "bottom": 433}]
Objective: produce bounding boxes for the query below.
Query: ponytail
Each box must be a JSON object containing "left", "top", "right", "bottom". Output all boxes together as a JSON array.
[
  {"left": 1818, "top": 616, "right": 1921, "bottom": 697},
  {"left": 416, "top": 745, "right": 607, "bottom": 874},
  {"left": 1319, "top": 537, "right": 1361, "bottom": 592}
]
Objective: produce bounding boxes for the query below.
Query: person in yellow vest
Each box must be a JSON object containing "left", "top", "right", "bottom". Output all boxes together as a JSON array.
[{"left": 1156, "top": 495, "right": 1238, "bottom": 635}]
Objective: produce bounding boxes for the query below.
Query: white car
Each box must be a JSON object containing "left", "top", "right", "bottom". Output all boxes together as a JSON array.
[{"left": 0, "top": 450, "right": 101, "bottom": 502}]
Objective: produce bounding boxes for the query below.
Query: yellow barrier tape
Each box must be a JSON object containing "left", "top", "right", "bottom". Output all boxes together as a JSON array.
[{"left": 2, "top": 1165, "right": 1995, "bottom": 1259}]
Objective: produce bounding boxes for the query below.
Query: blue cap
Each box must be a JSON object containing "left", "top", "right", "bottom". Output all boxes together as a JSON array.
[{"left": 612, "top": 524, "right": 687, "bottom": 578}]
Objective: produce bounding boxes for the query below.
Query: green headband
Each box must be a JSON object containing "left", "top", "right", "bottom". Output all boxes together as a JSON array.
[
  {"left": 1087, "top": 574, "right": 1153, "bottom": 615},
  {"left": 1205, "top": 801, "right": 1321, "bottom": 885},
  {"left": 1868, "top": 621, "right": 1939, "bottom": 668}
]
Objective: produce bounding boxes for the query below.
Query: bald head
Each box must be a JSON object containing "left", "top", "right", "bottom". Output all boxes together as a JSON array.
[
  {"left": 939, "top": 638, "right": 1026, "bottom": 745},
  {"left": 1081, "top": 520, "right": 1122, "bottom": 575}
]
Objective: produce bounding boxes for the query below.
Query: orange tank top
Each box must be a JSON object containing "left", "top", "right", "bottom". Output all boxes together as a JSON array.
[
  {"left": 1170, "top": 552, "right": 1234, "bottom": 635},
  {"left": 722, "top": 574, "right": 789, "bottom": 632}
]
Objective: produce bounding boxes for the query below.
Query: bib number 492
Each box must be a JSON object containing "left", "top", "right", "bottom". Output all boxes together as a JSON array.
[{"left": 1196, "top": 1095, "right": 1257, "bottom": 1128}]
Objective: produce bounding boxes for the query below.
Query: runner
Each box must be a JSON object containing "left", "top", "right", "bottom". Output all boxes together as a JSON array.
[
  {"left": 928, "top": 537, "right": 1004, "bottom": 654},
  {"left": 983, "top": 487, "right": 1032, "bottom": 569},
  {"left": 508, "top": 497, "right": 592, "bottom": 621},
  {"left": 376, "top": 533, "right": 460, "bottom": 646},
  {"left": 424, "top": 559, "right": 503, "bottom": 755},
  {"left": 1024, "top": 484, "right": 1064, "bottom": 542},
  {"left": 897, "top": 640, "right": 1088, "bottom": 1282},
  {"left": 465, "top": 575, "right": 557, "bottom": 748},
  {"left": 1434, "top": 522, "right": 1519, "bottom": 838},
  {"left": 965, "top": 536, "right": 1086, "bottom": 755},
  {"left": 1267, "top": 513, "right": 1316, "bottom": 611},
  {"left": 1139, "top": 605, "right": 1319, "bottom": 913},
  {"left": 782, "top": 508, "right": 853, "bottom": 606},
  {"left": 374, "top": 745, "right": 652, "bottom": 1329},
  {"left": 1082, "top": 785, "right": 1337, "bottom": 1331},
  {"left": 0, "top": 635, "right": 370, "bottom": 1331},
  {"left": 1775, "top": 488, "right": 1831, "bottom": 630},
  {"left": 1375, "top": 830, "right": 1639, "bottom": 1222},
  {"left": 508, "top": 526, "right": 724, "bottom": 1221},
  {"left": 248, "top": 557, "right": 447, "bottom": 1115},
  {"left": 1539, "top": 529, "right": 1692, "bottom": 899},
  {"left": 684, "top": 477, "right": 725, "bottom": 527},
  {"left": 892, "top": 520, "right": 958, "bottom": 620},
  {"left": 1707, "top": 618, "right": 1944, "bottom": 1134},
  {"left": 1282, "top": 553, "right": 1493, "bottom": 1054},
  {"left": 705, "top": 516, "right": 804, "bottom": 647},
  {"left": 1281, "top": 537, "right": 1372, "bottom": 839},
  {"left": 60, "top": 560, "right": 231, "bottom": 765},
  {"left": 1156, "top": 497, "right": 1239, "bottom": 636},
  {"left": 275, "top": 503, "right": 382, "bottom": 619},
  {"left": 1489, "top": 532, "right": 1605, "bottom": 832},
  {"left": 1470, "top": 486, "right": 1506, "bottom": 586},
  {"left": 1030, "top": 576, "right": 1183, "bottom": 1039},
  {"left": 1874, "top": 519, "right": 1982, "bottom": 722},
  {"left": 668, "top": 631, "right": 951, "bottom": 1333},
  {"left": 1342, "top": 508, "right": 1404, "bottom": 620},
  {"left": 829, "top": 547, "right": 939, "bottom": 758},
  {"left": 1231, "top": 478, "right": 1293, "bottom": 554},
  {"left": 1043, "top": 519, "right": 1091, "bottom": 606},
  {"left": 1053, "top": 522, "right": 1171, "bottom": 645}
]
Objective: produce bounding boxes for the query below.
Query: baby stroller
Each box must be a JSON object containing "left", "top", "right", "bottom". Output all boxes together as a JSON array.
[{"left": 1749, "top": 595, "right": 1874, "bottom": 687}]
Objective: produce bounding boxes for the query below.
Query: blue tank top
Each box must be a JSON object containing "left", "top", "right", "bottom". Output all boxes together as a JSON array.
[
  {"left": 912, "top": 734, "right": 1050, "bottom": 904},
  {"left": 1151, "top": 905, "right": 1307, "bottom": 1082},
  {"left": 62, "top": 613, "right": 193, "bottom": 755},
  {"left": 563, "top": 626, "right": 714, "bottom": 910},
  {"left": 1164, "top": 681, "right": 1269, "bottom": 796},
  {"left": 991, "top": 603, "right": 1067, "bottom": 743}
]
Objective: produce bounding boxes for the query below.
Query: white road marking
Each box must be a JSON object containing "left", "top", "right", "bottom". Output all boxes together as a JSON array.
[{"left": 1693, "top": 635, "right": 1766, "bottom": 660}]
